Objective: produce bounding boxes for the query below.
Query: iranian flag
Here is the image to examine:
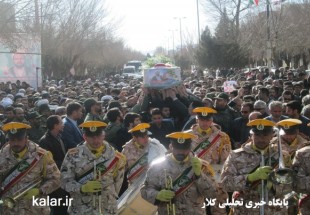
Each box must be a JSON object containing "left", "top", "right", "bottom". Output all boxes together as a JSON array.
[{"left": 249, "top": 0, "right": 259, "bottom": 5}]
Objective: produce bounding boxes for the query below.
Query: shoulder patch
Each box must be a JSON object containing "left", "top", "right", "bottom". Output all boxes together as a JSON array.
[{"left": 68, "top": 148, "right": 79, "bottom": 155}]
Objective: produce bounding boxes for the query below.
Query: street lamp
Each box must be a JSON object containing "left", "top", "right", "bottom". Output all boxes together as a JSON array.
[
  {"left": 196, "top": 0, "right": 200, "bottom": 44},
  {"left": 173, "top": 17, "right": 186, "bottom": 52},
  {"left": 169, "top": 29, "right": 178, "bottom": 64}
]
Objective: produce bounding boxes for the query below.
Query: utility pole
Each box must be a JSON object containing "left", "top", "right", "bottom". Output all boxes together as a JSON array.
[
  {"left": 174, "top": 17, "right": 186, "bottom": 52},
  {"left": 196, "top": 0, "right": 200, "bottom": 44},
  {"left": 266, "top": 0, "right": 272, "bottom": 70}
]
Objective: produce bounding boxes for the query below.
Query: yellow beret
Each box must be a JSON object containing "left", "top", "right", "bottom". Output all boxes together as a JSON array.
[
  {"left": 193, "top": 107, "right": 217, "bottom": 117},
  {"left": 166, "top": 132, "right": 196, "bottom": 144},
  {"left": 79, "top": 121, "right": 107, "bottom": 132},
  {"left": 128, "top": 123, "right": 150, "bottom": 133},
  {"left": 277, "top": 119, "right": 302, "bottom": 129},
  {"left": 2, "top": 122, "right": 31, "bottom": 134},
  {"left": 247, "top": 119, "right": 275, "bottom": 130}
]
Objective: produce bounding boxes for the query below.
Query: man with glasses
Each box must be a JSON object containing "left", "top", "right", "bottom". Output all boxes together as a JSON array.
[
  {"left": 253, "top": 100, "right": 268, "bottom": 118},
  {"left": 232, "top": 102, "right": 254, "bottom": 149}
]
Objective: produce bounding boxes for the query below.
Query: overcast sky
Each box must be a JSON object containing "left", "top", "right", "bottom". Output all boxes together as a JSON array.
[{"left": 106, "top": 0, "right": 212, "bottom": 54}]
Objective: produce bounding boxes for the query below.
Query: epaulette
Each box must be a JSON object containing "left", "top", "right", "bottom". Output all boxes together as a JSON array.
[
  {"left": 68, "top": 148, "right": 79, "bottom": 155},
  {"left": 233, "top": 147, "right": 244, "bottom": 154},
  {"left": 37, "top": 147, "right": 46, "bottom": 154}
]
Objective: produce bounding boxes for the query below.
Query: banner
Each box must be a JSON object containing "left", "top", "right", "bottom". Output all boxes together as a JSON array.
[
  {"left": 143, "top": 67, "right": 181, "bottom": 89},
  {"left": 0, "top": 34, "right": 42, "bottom": 88},
  {"left": 223, "top": 80, "right": 237, "bottom": 92}
]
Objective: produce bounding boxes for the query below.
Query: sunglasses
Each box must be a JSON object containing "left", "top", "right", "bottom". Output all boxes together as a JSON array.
[{"left": 241, "top": 111, "right": 249, "bottom": 114}]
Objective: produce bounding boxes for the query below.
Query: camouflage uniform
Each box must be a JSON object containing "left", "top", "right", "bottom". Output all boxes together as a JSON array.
[
  {"left": 84, "top": 113, "right": 104, "bottom": 122},
  {"left": 122, "top": 138, "right": 167, "bottom": 184},
  {"left": 189, "top": 124, "right": 231, "bottom": 215},
  {"left": 221, "top": 142, "right": 292, "bottom": 215},
  {"left": 292, "top": 145, "right": 310, "bottom": 215},
  {"left": 141, "top": 153, "right": 217, "bottom": 215},
  {"left": 0, "top": 141, "right": 60, "bottom": 215},
  {"left": 270, "top": 134, "right": 309, "bottom": 160},
  {"left": 105, "top": 123, "right": 123, "bottom": 145},
  {"left": 60, "top": 141, "right": 126, "bottom": 215}
]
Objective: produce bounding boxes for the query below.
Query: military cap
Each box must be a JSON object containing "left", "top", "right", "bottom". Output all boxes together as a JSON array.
[
  {"left": 193, "top": 107, "right": 217, "bottom": 119},
  {"left": 128, "top": 123, "right": 150, "bottom": 137},
  {"left": 79, "top": 121, "right": 107, "bottom": 137},
  {"left": 247, "top": 119, "right": 275, "bottom": 134},
  {"left": 2, "top": 122, "right": 31, "bottom": 139},
  {"left": 128, "top": 123, "right": 150, "bottom": 133},
  {"left": 214, "top": 92, "right": 229, "bottom": 101},
  {"left": 277, "top": 119, "right": 302, "bottom": 135},
  {"left": 166, "top": 132, "right": 196, "bottom": 149}
]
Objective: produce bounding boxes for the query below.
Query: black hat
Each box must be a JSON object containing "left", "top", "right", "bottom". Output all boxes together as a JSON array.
[{"left": 214, "top": 92, "right": 229, "bottom": 101}]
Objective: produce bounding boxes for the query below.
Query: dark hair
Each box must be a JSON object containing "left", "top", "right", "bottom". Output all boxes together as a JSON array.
[
  {"left": 259, "top": 87, "right": 269, "bottom": 97},
  {"left": 106, "top": 107, "right": 121, "bottom": 122},
  {"left": 300, "top": 89, "right": 309, "bottom": 98},
  {"left": 46, "top": 115, "right": 61, "bottom": 130},
  {"left": 230, "top": 90, "right": 238, "bottom": 97},
  {"left": 286, "top": 100, "right": 302, "bottom": 113},
  {"left": 242, "top": 102, "right": 254, "bottom": 112},
  {"left": 124, "top": 112, "right": 140, "bottom": 128},
  {"left": 66, "top": 102, "right": 82, "bottom": 116},
  {"left": 191, "top": 101, "right": 205, "bottom": 109},
  {"left": 150, "top": 108, "right": 161, "bottom": 116},
  {"left": 5, "top": 106, "right": 14, "bottom": 112},
  {"left": 243, "top": 95, "right": 255, "bottom": 102},
  {"left": 282, "top": 90, "right": 293, "bottom": 98},
  {"left": 38, "top": 104, "right": 50, "bottom": 114}
]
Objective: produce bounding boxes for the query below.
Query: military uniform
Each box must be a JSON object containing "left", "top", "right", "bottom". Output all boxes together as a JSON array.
[
  {"left": 84, "top": 113, "right": 104, "bottom": 122},
  {"left": 221, "top": 119, "right": 292, "bottom": 215},
  {"left": 105, "top": 122, "right": 123, "bottom": 144},
  {"left": 189, "top": 107, "right": 231, "bottom": 215},
  {"left": 270, "top": 119, "right": 309, "bottom": 160},
  {"left": 0, "top": 123, "right": 60, "bottom": 215},
  {"left": 141, "top": 132, "right": 218, "bottom": 215},
  {"left": 60, "top": 121, "right": 126, "bottom": 215},
  {"left": 122, "top": 123, "right": 167, "bottom": 185},
  {"left": 292, "top": 145, "right": 310, "bottom": 215}
]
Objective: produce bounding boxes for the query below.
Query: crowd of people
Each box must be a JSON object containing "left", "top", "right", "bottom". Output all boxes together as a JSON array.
[{"left": 0, "top": 65, "right": 310, "bottom": 215}]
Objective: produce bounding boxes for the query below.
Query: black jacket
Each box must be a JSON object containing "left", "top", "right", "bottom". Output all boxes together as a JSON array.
[{"left": 39, "top": 131, "right": 66, "bottom": 169}]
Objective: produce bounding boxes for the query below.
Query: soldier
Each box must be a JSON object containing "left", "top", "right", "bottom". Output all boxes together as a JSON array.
[
  {"left": 122, "top": 123, "right": 167, "bottom": 185},
  {"left": 187, "top": 107, "right": 231, "bottom": 215},
  {"left": 60, "top": 121, "right": 126, "bottom": 215},
  {"left": 271, "top": 119, "right": 309, "bottom": 160},
  {"left": 83, "top": 98, "right": 104, "bottom": 122},
  {"left": 292, "top": 144, "right": 310, "bottom": 214},
  {"left": 0, "top": 122, "right": 60, "bottom": 215},
  {"left": 221, "top": 119, "right": 292, "bottom": 214},
  {"left": 141, "top": 132, "right": 217, "bottom": 215}
]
